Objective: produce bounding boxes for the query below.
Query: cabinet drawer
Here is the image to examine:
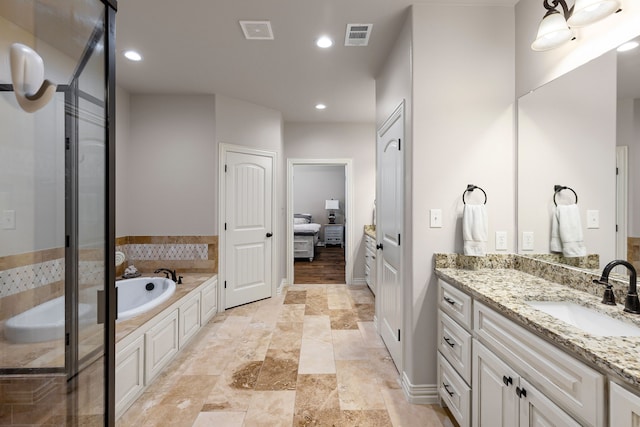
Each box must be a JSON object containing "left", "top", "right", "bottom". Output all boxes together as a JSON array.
[
  {"left": 438, "top": 353, "right": 471, "bottom": 427},
  {"left": 439, "top": 279, "right": 472, "bottom": 330},
  {"left": 438, "top": 311, "right": 472, "bottom": 384},
  {"left": 474, "top": 302, "right": 605, "bottom": 427}
]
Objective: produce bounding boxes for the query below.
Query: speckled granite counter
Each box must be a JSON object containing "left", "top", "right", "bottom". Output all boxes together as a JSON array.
[
  {"left": 116, "top": 273, "right": 215, "bottom": 343},
  {"left": 434, "top": 257, "right": 640, "bottom": 390},
  {"left": 364, "top": 225, "right": 376, "bottom": 239}
]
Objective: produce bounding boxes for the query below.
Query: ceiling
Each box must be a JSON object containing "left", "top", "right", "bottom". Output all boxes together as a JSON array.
[{"left": 116, "top": 0, "right": 519, "bottom": 123}]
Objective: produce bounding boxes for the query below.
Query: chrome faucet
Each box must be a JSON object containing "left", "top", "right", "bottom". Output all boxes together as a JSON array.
[
  {"left": 593, "top": 260, "right": 639, "bottom": 314},
  {"left": 154, "top": 268, "right": 182, "bottom": 284}
]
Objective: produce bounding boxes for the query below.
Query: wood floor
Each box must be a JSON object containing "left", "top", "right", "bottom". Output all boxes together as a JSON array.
[{"left": 294, "top": 245, "right": 345, "bottom": 284}]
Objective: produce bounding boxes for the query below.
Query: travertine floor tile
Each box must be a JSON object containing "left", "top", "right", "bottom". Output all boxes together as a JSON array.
[{"left": 117, "top": 284, "right": 452, "bottom": 427}]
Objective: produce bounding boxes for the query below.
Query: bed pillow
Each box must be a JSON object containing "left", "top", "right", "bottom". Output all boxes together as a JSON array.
[{"left": 294, "top": 217, "right": 308, "bottom": 224}]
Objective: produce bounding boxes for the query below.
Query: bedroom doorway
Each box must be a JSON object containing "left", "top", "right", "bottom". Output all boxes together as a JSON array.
[{"left": 286, "top": 159, "right": 354, "bottom": 286}]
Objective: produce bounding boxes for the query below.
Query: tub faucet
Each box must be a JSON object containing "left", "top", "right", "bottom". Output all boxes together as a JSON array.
[
  {"left": 154, "top": 268, "right": 182, "bottom": 284},
  {"left": 593, "top": 260, "right": 639, "bottom": 314}
]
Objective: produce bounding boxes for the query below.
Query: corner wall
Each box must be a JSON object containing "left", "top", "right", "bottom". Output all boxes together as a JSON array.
[{"left": 376, "top": 4, "right": 515, "bottom": 400}]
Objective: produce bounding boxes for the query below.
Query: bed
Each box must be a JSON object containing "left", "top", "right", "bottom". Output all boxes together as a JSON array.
[{"left": 293, "top": 214, "right": 321, "bottom": 261}]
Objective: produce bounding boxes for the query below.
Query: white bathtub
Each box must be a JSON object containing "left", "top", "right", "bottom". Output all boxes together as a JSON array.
[
  {"left": 3, "top": 277, "right": 176, "bottom": 343},
  {"left": 4, "top": 297, "right": 94, "bottom": 344},
  {"left": 116, "top": 277, "right": 176, "bottom": 322}
]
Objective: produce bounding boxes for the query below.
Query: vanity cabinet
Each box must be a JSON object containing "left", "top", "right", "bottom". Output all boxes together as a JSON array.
[
  {"left": 437, "top": 279, "right": 473, "bottom": 427},
  {"left": 364, "top": 234, "right": 377, "bottom": 295},
  {"left": 474, "top": 302, "right": 605, "bottom": 427},
  {"left": 610, "top": 382, "right": 640, "bottom": 427},
  {"left": 473, "top": 340, "right": 581, "bottom": 427},
  {"left": 437, "top": 278, "right": 607, "bottom": 427}
]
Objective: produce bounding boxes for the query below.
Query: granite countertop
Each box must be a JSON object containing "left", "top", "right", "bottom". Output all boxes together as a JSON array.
[
  {"left": 364, "top": 225, "right": 376, "bottom": 238},
  {"left": 435, "top": 266, "right": 640, "bottom": 389},
  {"left": 116, "top": 272, "right": 215, "bottom": 343}
]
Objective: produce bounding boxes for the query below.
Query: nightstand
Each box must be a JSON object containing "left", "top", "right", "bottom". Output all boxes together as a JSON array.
[{"left": 324, "top": 224, "right": 344, "bottom": 247}]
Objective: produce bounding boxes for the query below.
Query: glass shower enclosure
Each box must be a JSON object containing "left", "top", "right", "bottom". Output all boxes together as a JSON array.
[{"left": 0, "top": 0, "right": 116, "bottom": 424}]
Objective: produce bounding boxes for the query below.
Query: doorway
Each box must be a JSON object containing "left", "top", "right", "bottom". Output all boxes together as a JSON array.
[{"left": 286, "top": 159, "right": 354, "bottom": 286}]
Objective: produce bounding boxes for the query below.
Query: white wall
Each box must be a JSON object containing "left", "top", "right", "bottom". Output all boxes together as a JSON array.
[
  {"left": 284, "top": 122, "right": 375, "bottom": 281},
  {"left": 293, "top": 165, "right": 346, "bottom": 233},
  {"left": 376, "top": 3, "right": 515, "bottom": 396},
  {"left": 516, "top": 0, "right": 640, "bottom": 96},
  {"left": 123, "top": 95, "right": 217, "bottom": 235},
  {"left": 115, "top": 86, "right": 130, "bottom": 237},
  {"left": 518, "top": 52, "right": 617, "bottom": 261}
]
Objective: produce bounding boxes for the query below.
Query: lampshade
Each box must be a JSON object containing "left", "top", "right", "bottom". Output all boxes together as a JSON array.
[
  {"left": 531, "top": 10, "right": 574, "bottom": 51},
  {"left": 325, "top": 199, "right": 339, "bottom": 210},
  {"left": 567, "top": 0, "right": 620, "bottom": 27}
]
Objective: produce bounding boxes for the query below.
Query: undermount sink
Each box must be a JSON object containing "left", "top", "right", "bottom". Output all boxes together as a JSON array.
[{"left": 525, "top": 301, "right": 640, "bottom": 337}]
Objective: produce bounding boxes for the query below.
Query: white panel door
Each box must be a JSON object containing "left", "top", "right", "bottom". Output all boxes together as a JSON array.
[
  {"left": 377, "top": 103, "right": 404, "bottom": 370},
  {"left": 225, "top": 150, "right": 273, "bottom": 308}
]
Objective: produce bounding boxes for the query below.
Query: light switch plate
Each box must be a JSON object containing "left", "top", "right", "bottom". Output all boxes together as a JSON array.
[
  {"left": 2, "top": 210, "right": 15, "bottom": 230},
  {"left": 495, "top": 231, "right": 507, "bottom": 251},
  {"left": 587, "top": 210, "right": 599, "bottom": 229},
  {"left": 522, "top": 231, "right": 534, "bottom": 251},
  {"left": 430, "top": 209, "right": 442, "bottom": 228}
]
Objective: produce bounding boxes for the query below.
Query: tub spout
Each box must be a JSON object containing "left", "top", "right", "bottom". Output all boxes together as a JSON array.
[{"left": 154, "top": 268, "right": 181, "bottom": 284}]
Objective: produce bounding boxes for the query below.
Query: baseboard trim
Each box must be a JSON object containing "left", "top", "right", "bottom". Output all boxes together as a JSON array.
[
  {"left": 277, "top": 278, "right": 288, "bottom": 296},
  {"left": 401, "top": 371, "right": 439, "bottom": 405},
  {"left": 351, "top": 277, "right": 367, "bottom": 286}
]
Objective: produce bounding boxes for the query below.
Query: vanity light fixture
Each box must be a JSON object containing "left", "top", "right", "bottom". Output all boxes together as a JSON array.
[
  {"left": 316, "top": 36, "right": 333, "bottom": 48},
  {"left": 531, "top": 0, "right": 622, "bottom": 52},
  {"left": 617, "top": 40, "right": 639, "bottom": 52},
  {"left": 123, "top": 50, "right": 143, "bottom": 61}
]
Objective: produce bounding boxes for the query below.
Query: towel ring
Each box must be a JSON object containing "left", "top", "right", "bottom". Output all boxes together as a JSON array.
[
  {"left": 553, "top": 185, "right": 578, "bottom": 206},
  {"left": 462, "top": 184, "right": 487, "bottom": 205}
]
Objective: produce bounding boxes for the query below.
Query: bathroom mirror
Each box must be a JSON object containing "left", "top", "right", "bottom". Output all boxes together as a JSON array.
[{"left": 517, "top": 35, "right": 640, "bottom": 272}]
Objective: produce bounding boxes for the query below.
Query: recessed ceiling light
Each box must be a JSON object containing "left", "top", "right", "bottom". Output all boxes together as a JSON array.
[
  {"left": 315, "top": 103, "right": 327, "bottom": 110},
  {"left": 617, "top": 41, "right": 639, "bottom": 52},
  {"left": 316, "top": 36, "right": 333, "bottom": 48},
  {"left": 123, "top": 50, "right": 143, "bottom": 61}
]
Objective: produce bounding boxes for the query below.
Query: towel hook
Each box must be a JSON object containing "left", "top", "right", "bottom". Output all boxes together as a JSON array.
[
  {"left": 553, "top": 185, "right": 578, "bottom": 206},
  {"left": 462, "top": 184, "right": 487, "bottom": 205}
]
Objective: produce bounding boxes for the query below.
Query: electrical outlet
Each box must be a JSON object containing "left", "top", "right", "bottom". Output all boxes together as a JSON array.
[
  {"left": 522, "top": 231, "right": 534, "bottom": 251},
  {"left": 495, "top": 231, "right": 507, "bottom": 251},
  {"left": 2, "top": 210, "right": 15, "bottom": 230},
  {"left": 430, "top": 209, "right": 442, "bottom": 228},
  {"left": 587, "top": 210, "right": 599, "bottom": 229}
]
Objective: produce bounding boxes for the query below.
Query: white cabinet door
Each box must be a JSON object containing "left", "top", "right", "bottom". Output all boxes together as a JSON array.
[
  {"left": 610, "top": 382, "right": 640, "bottom": 427},
  {"left": 115, "top": 335, "right": 145, "bottom": 418},
  {"left": 145, "top": 309, "right": 179, "bottom": 383},
  {"left": 200, "top": 277, "right": 218, "bottom": 324},
  {"left": 179, "top": 293, "right": 201, "bottom": 348},
  {"left": 519, "top": 378, "right": 581, "bottom": 427},
  {"left": 472, "top": 340, "right": 518, "bottom": 427}
]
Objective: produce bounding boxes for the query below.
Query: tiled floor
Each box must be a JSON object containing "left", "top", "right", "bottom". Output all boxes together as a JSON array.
[{"left": 117, "top": 284, "right": 455, "bottom": 427}]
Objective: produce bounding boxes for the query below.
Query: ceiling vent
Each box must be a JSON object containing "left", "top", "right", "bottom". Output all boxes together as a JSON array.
[
  {"left": 240, "top": 21, "right": 274, "bottom": 40},
  {"left": 345, "top": 23, "right": 372, "bottom": 47}
]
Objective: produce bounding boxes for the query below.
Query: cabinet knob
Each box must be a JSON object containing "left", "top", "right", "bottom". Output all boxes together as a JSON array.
[
  {"left": 376, "top": 243, "right": 383, "bottom": 250},
  {"left": 502, "top": 376, "right": 513, "bottom": 386},
  {"left": 516, "top": 386, "right": 527, "bottom": 398}
]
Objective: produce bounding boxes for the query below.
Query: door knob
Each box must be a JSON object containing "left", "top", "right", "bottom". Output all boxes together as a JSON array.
[{"left": 266, "top": 232, "right": 273, "bottom": 238}]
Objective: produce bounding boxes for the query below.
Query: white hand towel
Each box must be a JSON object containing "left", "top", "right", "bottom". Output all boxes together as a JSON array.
[
  {"left": 554, "top": 204, "right": 587, "bottom": 257},
  {"left": 550, "top": 209, "right": 562, "bottom": 253},
  {"left": 463, "top": 204, "right": 488, "bottom": 256}
]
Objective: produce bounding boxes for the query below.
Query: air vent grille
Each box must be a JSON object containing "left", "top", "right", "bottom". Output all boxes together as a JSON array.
[
  {"left": 239, "top": 20, "right": 274, "bottom": 40},
  {"left": 345, "top": 23, "right": 372, "bottom": 46}
]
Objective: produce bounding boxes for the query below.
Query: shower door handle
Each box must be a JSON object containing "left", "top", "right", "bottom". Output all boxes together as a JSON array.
[{"left": 97, "top": 289, "right": 105, "bottom": 324}]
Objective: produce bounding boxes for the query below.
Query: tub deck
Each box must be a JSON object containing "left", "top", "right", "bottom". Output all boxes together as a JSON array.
[{"left": 0, "top": 273, "right": 212, "bottom": 370}]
